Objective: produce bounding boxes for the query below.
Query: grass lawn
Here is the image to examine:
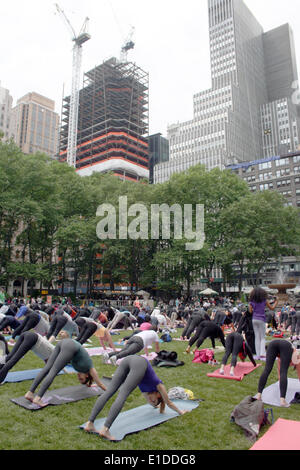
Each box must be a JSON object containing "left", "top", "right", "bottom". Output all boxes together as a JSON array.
[{"left": 1, "top": 329, "right": 300, "bottom": 451}]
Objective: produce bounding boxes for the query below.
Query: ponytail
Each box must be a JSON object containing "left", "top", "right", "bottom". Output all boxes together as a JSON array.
[{"left": 83, "top": 373, "right": 93, "bottom": 387}]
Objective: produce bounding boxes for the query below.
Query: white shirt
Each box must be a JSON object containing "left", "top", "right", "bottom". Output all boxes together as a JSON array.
[
  {"left": 0, "top": 305, "right": 9, "bottom": 315},
  {"left": 135, "top": 330, "right": 160, "bottom": 348},
  {"left": 33, "top": 316, "right": 50, "bottom": 336},
  {"left": 151, "top": 308, "right": 161, "bottom": 317},
  {"left": 31, "top": 334, "right": 55, "bottom": 361}
]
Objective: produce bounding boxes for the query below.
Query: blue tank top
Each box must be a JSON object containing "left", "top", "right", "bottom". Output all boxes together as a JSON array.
[{"left": 138, "top": 360, "right": 163, "bottom": 393}]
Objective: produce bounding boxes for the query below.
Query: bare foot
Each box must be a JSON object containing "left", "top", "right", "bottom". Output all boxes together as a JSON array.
[
  {"left": 32, "top": 396, "right": 47, "bottom": 408},
  {"left": 25, "top": 391, "right": 34, "bottom": 402},
  {"left": 84, "top": 421, "right": 97, "bottom": 433},
  {"left": 99, "top": 426, "right": 116, "bottom": 441},
  {"left": 280, "top": 400, "right": 290, "bottom": 408}
]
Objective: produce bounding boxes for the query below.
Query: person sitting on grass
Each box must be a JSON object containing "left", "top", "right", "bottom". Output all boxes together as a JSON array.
[
  {"left": 84, "top": 355, "right": 189, "bottom": 441},
  {"left": 24, "top": 337, "right": 106, "bottom": 407}
]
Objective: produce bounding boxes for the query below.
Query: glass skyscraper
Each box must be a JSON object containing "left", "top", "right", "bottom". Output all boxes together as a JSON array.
[{"left": 154, "top": 0, "right": 300, "bottom": 183}]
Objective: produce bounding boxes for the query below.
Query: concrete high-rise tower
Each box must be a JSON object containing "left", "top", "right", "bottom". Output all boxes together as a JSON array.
[
  {"left": 154, "top": 0, "right": 300, "bottom": 183},
  {"left": 0, "top": 82, "right": 13, "bottom": 140},
  {"left": 11, "top": 92, "right": 59, "bottom": 158}
]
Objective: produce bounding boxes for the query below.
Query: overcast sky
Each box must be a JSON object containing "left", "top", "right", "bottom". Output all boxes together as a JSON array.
[{"left": 1, "top": 0, "right": 300, "bottom": 136}]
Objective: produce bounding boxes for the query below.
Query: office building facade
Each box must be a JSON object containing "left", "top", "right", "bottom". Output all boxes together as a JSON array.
[
  {"left": 148, "top": 133, "right": 169, "bottom": 183},
  {"left": 154, "top": 0, "right": 300, "bottom": 184},
  {"left": 0, "top": 82, "right": 13, "bottom": 140},
  {"left": 11, "top": 92, "right": 59, "bottom": 158}
]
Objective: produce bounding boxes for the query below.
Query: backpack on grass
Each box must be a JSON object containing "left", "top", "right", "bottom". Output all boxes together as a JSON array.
[
  {"left": 230, "top": 395, "right": 273, "bottom": 442},
  {"left": 152, "top": 350, "right": 184, "bottom": 367}
]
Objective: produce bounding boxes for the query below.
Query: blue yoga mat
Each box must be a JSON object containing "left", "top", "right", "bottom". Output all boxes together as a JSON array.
[
  {"left": 80, "top": 399, "right": 200, "bottom": 441},
  {"left": 3, "top": 365, "right": 75, "bottom": 383}
]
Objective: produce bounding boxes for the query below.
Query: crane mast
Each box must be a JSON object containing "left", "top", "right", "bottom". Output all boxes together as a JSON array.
[{"left": 55, "top": 4, "right": 91, "bottom": 168}]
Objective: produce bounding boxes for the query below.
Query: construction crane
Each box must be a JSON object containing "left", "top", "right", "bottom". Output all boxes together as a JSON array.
[
  {"left": 55, "top": 3, "right": 91, "bottom": 168},
  {"left": 120, "top": 26, "right": 135, "bottom": 63}
]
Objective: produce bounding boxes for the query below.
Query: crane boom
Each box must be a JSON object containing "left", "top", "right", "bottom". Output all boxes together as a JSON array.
[
  {"left": 120, "top": 26, "right": 135, "bottom": 63},
  {"left": 55, "top": 3, "right": 91, "bottom": 168}
]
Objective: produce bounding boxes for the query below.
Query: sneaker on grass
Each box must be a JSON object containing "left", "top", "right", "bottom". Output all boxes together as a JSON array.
[
  {"left": 102, "top": 351, "right": 110, "bottom": 364},
  {"left": 110, "top": 355, "right": 117, "bottom": 366}
]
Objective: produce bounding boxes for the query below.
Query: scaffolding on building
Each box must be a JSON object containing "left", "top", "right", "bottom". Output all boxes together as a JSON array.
[{"left": 59, "top": 57, "right": 149, "bottom": 180}]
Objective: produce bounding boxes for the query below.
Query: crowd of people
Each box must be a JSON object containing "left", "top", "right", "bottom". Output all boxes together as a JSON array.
[{"left": 0, "top": 286, "right": 300, "bottom": 440}]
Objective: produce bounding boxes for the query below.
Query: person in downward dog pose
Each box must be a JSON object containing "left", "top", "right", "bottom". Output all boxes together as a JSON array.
[
  {"left": 0, "top": 331, "right": 55, "bottom": 384},
  {"left": 185, "top": 320, "right": 226, "bottom": 354},
  {"left": 107, "top": 309, "right": 136, "bottom": 332},
  {"left": 0, "top": 334, "right": 9, "bottom": 362},
  {"left": 75, "top": 316, "right": 116, "bottom": 351},
  {"left": 180, "top": 309, "right": 210, "bottom": 341},
  {"left": 102, "top": 329, "right": 160, "bottom": 366},
  {"left": 219, "top": 332, "right": 256, "bottom": 377},
  {"left": 84, "top": 355, "right": 189, "bottom": 440},
  {"left": 24, "top": 338, "right": 106, "bottom": 407},
  {"left": 257, "top": 339, "right": 300, "bottom": 408},
  {"left": 46, "top": 308, "right": 78, "bottom": 343}
]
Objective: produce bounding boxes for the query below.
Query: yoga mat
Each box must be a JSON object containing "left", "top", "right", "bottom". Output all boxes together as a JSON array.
[
  {"left": 86, "top": 347, "right": 121, "bottom": 356},
  {"left": 251, "top": 419, "right": 300, "bottom": 450},
  {"left": 11, "top": 377, "right": 112, "bottom": 410},
  {"left": 3, "top": 365, "right": 75, "bottom": 384},
  {"left": 80, "top": 399, "right": 200, "bottom": 441},
  {"left": 207, "top": 362, "right": 261, "bottom": 381},
  {"left": 116, "top": 352, "right": 157, "bottom": 366},
  {"left": 254, "top": 378, "right": 300, "bottom": 407}
]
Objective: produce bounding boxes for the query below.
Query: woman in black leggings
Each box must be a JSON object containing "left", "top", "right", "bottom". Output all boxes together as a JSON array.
[
  {"left": 0, "top": 331, "right": 54, "bottom": 384},
  {"left": 46, "top": 309, "right": 78, "bottom": 342},
  {"left": 75, "top": 317, "right": 98, "bottom": 344},
  {"left": 180, "top": 310, "right": 210, "bottom": 340},
  {"left": 219, "top": 332, "right": 256, "bottom": 377},
  {"left": 257, "top": 339, "right": 300, "bottom": 407},
  {"left": 0, "top": 316, "right": 21, "bottom": 335},
  {"left": 84, "top": 355, "right": 189, "bottom": 441},
  {"left": 24, "top": 338, "right": 106, "bottom": 407},
  {"left": 11, "top": 310, "right": 41, "bottom": 341},
  {"left": 295, "top": 309, "right": 300, "bottom": 336},
  {"left": 186, "top": 320, "right": 226, "bottom": 354}
]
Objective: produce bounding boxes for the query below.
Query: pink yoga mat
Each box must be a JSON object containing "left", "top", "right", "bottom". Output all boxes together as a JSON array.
[
  {"left": 251, "top": 419, "right": 300, "bottom": 450},
  {"left": 86, "top": 347, "right": 121, "bottom": 356},
  {"left": 207, "top": 362, "right": 261, "bottom": 381},
  {"left": 116, "top": 352, "right": 158, "bottom": 365}
]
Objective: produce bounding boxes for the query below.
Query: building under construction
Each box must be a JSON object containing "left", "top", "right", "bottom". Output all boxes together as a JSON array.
[{"left": 59, "top": 57, "right": 149, "bottom": 181}]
